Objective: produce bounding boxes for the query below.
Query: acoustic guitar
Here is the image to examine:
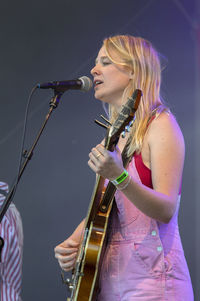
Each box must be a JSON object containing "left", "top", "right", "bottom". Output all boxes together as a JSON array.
[{"left": 65, "top": 89, "right": 142, "bottom": 301}]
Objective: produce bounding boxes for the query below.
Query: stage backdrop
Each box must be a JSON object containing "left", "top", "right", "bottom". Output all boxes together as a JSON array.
[{"left": 0, "top": 0, "right": 199, "bottom": 300}]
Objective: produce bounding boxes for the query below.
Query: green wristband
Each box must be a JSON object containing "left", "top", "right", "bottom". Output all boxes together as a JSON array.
[{"left": 111, "top": 170, "right": 129, "bottom": 185}]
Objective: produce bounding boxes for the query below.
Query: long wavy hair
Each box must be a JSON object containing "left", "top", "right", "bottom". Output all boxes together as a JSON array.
[{"left": 103, "top": 35, "right": 169, "bottom": 156}]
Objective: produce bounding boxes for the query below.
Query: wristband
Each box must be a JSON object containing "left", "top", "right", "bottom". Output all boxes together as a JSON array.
[
  {"left": 111, "top": 169, "right": 129, "bottom": 185},
  {"left": 117, "top": 176, "right": 131, "bottom": 190}
]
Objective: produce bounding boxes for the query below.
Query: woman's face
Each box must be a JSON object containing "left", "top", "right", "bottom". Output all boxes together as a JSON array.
[{"left": 90, "top": 46, "right": 132, "bottom": 109}]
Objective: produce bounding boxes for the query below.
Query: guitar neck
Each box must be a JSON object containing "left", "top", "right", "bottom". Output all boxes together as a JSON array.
[
  {"left": 84, "top": 137, "right": 131, "bottom": 230},
  {"left": 84, "top": 135, "right": 113, "bottom": 229}
]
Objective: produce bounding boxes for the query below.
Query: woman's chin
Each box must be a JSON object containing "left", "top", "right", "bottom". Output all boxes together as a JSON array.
[
  {"left": 94, "top": 91, "right": 121, "bottom": 107},
  {"left": 94, "top": 91, "right": 105, "bottom": 102}
]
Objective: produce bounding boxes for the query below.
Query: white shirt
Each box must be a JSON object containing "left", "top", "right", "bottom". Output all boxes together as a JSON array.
[{"left": 0, "top": 182, "right": 23, "bottom": 301}]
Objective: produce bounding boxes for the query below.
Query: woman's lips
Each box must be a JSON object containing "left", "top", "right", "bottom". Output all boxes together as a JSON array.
[{"left": 94, "top": 79, "right": 103, "bottom": 87}]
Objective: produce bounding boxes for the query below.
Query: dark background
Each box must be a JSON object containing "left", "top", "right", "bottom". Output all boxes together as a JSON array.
[{"left": 0, "top": 0, "right": 199, "bottom": 300}]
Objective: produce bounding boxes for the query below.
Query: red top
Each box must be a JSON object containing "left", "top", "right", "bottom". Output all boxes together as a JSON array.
[
  {"left": 134, "top": 152, "right": 181, "bottom": 194},
  {"left": 132, "top": 114, "right": 181, "bottom": 194},
  {"left": 133, "top": 115, "right": 155, "bottom": 189},
  {"left": 134, "top": 153, "right": 153, "bottom": 188}
]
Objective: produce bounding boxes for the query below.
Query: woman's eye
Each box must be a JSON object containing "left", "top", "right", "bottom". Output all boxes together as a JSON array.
[{"left": 102, "top": 61, "right": 111, "bottom": 66}]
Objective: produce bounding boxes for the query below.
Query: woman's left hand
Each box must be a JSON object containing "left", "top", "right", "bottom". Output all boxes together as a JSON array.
[{"left": 88, "top": 143, "right": 124, "bottom": 180}]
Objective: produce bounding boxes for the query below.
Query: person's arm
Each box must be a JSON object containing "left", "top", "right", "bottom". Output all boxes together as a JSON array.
[
  {"left": 54, "top": 219, "right": 85, "bottom": 271},
  {"left": 88, "top": 113, "right": 185, "bottom": 223}
]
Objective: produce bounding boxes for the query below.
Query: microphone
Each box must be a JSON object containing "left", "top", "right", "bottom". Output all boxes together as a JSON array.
[{"left": 37, "top": 76, "right": 92, "bottom": 92}]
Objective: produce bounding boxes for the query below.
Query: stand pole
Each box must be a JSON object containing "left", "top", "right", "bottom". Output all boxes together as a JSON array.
[{"left": 0, "top": 91, "right": 63, "bottom": 257}]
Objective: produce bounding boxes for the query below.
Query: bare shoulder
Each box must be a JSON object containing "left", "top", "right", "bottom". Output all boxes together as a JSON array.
[
  {"left": 147, "top": 112, "right": 185, "bottom": 200},
  {"left": 148, "top": 112, "right": 185, "bottom": 150}
]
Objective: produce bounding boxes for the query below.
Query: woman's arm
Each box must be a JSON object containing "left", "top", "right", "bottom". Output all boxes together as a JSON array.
[
  {"left": 54, "top": 219, "right": 85, "bottom": 271},
  {"left": 88, "top": 113, "right": 185, "bottom": 223}
]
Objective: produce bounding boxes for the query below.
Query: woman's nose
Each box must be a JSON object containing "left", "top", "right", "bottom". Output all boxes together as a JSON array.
[{"left": 90, "top": 64, "right": 100, "bottom": 76}]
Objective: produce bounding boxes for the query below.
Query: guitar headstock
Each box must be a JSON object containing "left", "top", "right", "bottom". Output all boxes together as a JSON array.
[{"left": 106, "top": 89, "right": 142, "bottom": 150}]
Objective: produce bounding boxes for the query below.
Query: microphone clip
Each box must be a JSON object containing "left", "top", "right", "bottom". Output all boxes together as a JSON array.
[{"left": 49, "top": 91, "right": 64, "bottom": 108}]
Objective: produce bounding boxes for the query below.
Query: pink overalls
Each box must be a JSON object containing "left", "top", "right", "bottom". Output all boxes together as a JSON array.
[{"left": 97, "top": 154, "right": 194, "bottom": 301}]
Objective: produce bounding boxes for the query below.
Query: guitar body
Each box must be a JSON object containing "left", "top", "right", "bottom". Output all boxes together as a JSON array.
[
  {"left": 66, "top": 89, "right": 142, "bottom": 301},
  {"left": 71, "top": 197, "right": 114, "bottom": 301}
]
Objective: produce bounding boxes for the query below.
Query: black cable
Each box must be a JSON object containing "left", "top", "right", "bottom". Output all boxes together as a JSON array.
[{"left": 7, "top": 85, "right": 38, "bottom": 202}]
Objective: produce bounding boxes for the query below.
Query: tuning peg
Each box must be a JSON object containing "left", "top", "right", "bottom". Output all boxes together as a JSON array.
[
  {"left": 100, "top": 115, "right": 112, "bottom": 126},
  {"left": 129, "top": 117, "right": 135, "bottom": 128},
  {"left": 129, "top": 120, "right": 133, "bottom": 127},
  {"left": 121, "top": 125, "right": 130, "bottom": 138},
  {"left": 125, "top": 125, "right": 130, "bottom": 132},
  {"left": 121, "top": 117, "right": 136, "bottom": 138},
  {"left": 94, "top": 119, "right": 109, "bottom": 129},
  {"left": 121, "top": 131, "right": 126, "bottom": 138}
]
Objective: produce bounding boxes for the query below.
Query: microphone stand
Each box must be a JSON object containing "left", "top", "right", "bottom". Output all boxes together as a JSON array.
[{"left": 0, "top": 90, "right": 64, "bottom": 259}]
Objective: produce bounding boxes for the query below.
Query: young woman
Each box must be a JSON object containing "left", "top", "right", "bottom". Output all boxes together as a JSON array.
[{"left": 54, "top": 35, "right": 194, "bottom": 300}]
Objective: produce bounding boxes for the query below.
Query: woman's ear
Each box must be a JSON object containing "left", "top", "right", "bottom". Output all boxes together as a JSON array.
[{"left": 129, "top": 70, "right": 134, "bottom": 79}]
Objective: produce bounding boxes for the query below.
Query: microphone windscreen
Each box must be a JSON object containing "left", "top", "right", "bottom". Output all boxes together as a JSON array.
[{"left": 79, "top": 76, "right": 93, "bottom": 92}]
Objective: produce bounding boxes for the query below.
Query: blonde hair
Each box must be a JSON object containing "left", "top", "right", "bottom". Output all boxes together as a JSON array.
[{"left": 103, "top": 35, "right": 168, "bottom": 156}]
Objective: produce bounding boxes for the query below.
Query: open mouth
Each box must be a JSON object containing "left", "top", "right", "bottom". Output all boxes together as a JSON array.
[{"left": 94, "top": 80, "right": 103, "bottom": 87}]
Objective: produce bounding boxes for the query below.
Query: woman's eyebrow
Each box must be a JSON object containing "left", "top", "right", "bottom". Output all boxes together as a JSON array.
[
  {"left": 95, "top": 55, "right": 109, "bottom": 64},
  {"left": 95, "top": 56, "right": 109, "bottom": 64}
]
